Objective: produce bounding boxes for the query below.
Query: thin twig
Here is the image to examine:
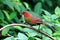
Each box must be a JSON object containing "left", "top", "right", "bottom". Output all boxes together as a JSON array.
[
  {"left": 0, "top": 24, "right": 55, "bottom": 40},
  {"left": 0, "top": 24, "right": 30, "bottom": 31}
]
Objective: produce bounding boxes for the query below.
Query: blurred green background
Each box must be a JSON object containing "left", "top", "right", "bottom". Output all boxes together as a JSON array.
[{"left": 0, "top": 0, "right": 60, "bottom": 40}]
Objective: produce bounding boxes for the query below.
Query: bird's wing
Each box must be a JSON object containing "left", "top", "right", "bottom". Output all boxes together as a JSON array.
[{"left": 30, "top": 16, "right": 43, "bottom": 24}]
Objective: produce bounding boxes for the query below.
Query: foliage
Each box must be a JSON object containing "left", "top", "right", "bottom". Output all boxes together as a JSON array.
[{"left": 0, "top": 0, "right": 60, "bottom": 40}]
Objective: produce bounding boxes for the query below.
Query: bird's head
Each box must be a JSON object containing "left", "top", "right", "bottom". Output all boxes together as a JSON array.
[{"left": 22, "top": 11, "right": 30, "bottom": 18}]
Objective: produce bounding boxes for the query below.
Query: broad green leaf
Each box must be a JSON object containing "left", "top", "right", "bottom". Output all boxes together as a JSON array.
[
  {"left": 43, "top": 15, "right": 51, "bottom": 22},
  {"left": 18, "top": 32, "right": 28, "bottom": 40},
  {"left": 2, "top": 27, "right": 12, "bottom": 36},
  {"left": 42, "top": 27, "right": 52, "bottom": 36},
  {"left": 55, "top": 24, "right": 60, "bottom": 27},
  {"left": 14, "top": 4, "right": 21, "bottom": 13},
  {"left": 55, "top": 6, "right": 60, "bottom": 17},
  {"left": 55, "top": 20, "right": 60, "bottom": 24},
  {"left": 11, "top": 0, "right": 21, "bottom": 5},
  {"left": 20, "top": 4, "right": 26, "bottom": 12},
  {"left": 45, "top": 0, "right": 52, "bottom": 7},
  {"left": 51, "top": 14, "right": 58, "bottom": 20},
  {"left": 34, "top": 2, "right": 42, "bottom": 14},
  {"left": 55, "top": 37, "right": 60, "bottom": 40},
  {"left": 42, "top": 26, "right": 52, "bottom": 40},
  {"left": 42, "top": 36, "right": 51, "bottom": 40},
  {"left": 53, "top": 32, "right": 60, "bottom": 37},
  {"left": 29, "top": 11, "right": 40, "bottom": 18},
  {"left": 54, "top": 26, "right": 60, "bottom": 31},
  {"left": 0, "top": 10, "right": 4, "bottom": 19},
  {"left": 2, "top": 0, "right": 14, "bottom": 10},
  {"left": 57, "top": 0, "right": 60, "bottom": 7},
  {"left": 14, "top": 16, "right": 20, "bottom": 23},
  {"left": 43, "top": 9, "right": 51, "bottom": 16},
  {"left": 41, "top": 25, "right": 52, "bottom": 40},
  {"left": 33, "top": 25, "right": 39, "bottom": 29},
  {"left": 10, "top": 12, "right": 17, "bottom": 20},
  {"left": 55, "top": 24, "right": 60, "bottom": 30},
  {"left": 4, "top": 36, "right": 14, "bottom": 40},
  {"left": 23, "top": 28, "right": 37, "bottom": 37}
]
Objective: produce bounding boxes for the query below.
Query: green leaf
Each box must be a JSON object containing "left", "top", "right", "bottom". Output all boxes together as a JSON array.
[
  {"left": 43, "top": 9, "right": 51, "bottom": 16},
  {"left": 42, "top": 26, "right": 52, "bottom": 40},
  {"left": 1, "top": 20, "right": 8, "bottom": 25},
  {"left": 55, "top": 24, "right": 60, "bottom": 27},
  {"left": 23, "top": 2, "right": 31, "bottom": 11},
  {"left": 55, "top": 24, "right": 60, "bottom": 31},
  {"left": 3, "top": 10, "right": 10, "bottom": 20},
  {"left": 45, "top": 0, "right": 52, "bottom": 7},
  {"left": 33, "top": 25, "right": 39, "bottom": 29},
  {"left": 21, "top": 15, "right": 25, "bottom": 23},
  {"left": 40, "top": 25, "right": 52, "bottom": 40},
  {"left": 29, "top": 11, "right": 40, "bottom": 18},
  {"left": 57, "top": 0, "right": 60, "bottom": 7},
  {"left": 0, "top": 10, "right": 4, "bottom": 19},
  {"left": 2, "top": 27, "right": 12, "bottom": 36},
  {"left": 20, "top": 4, "right": 26, "bottom": 12},
  {"left": 28, "top": 37, "right": 35, "bottom": 40},
  {"left": 4, "top": 36, "right": 14, "bottom": 40},
  {"left": 14, "top": 16, "right": 20, "bottom": 23},
  {"left": 42, "top": 36, "right": 51, "bottom": 40},
  {"left": 55, "top": 6, "right": 60, "bottom": 17},
  {"left": 54, "top": 26, "right": 60, "bottom": 31},
  {"left": 10, "top": 12, "right": 17, "bottom": 20},
  {"left": 14, "top": 26, "right": 24, "bottom": 32},
  {"left": 53, "top": 32, "right": 60, "bottom": 37},
  {"left": 35, "top": 37, "right": 41, "bottom": 40},
  {"left": 2, "top": 0, "right": 14, "bottom": 10},
  {"left": 51, "top": 14, "right": 58, "bottom": 20},
  {"left": 14, "top": 4, "right": 21, "bottom": 13},
  {"left": 55, "top": 20, "right": 60, "bottom": 24},
  {"left": 11, "top": 0, "right": 21, "bottom": 5},
  {"left": 23, "top": 28, "right": 37, "bottom": 37},
  {"left": 42, "top": 27, "right": 52, "bottom": 36},
  {"left": 43, "top": 15, "right": 51, "bottom": 22},
  {"left": 0, "top": 23, "right": 6, "bottom": 26},
  {"left": 34, "top": 2, "right": 42, "bottom": 14},
  {"left": 18, "top": 32, "right": 28, "bottom": 40},
  {"left": 55, "top": 37, "right": 60, "bottom": 40}
]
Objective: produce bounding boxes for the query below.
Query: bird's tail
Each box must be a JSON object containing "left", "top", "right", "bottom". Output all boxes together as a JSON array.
[{"left": 43, "top": 23, "right": 55, "bottom": 32}]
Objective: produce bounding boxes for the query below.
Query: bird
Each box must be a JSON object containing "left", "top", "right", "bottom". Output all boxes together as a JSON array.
[{"left": 22, "top": 11, "right": 55, "bottom": 32}]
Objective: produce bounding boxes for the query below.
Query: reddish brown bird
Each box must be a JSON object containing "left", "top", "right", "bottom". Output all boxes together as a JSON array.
[{"left": 22, "top": 11, "right": 55, "bottom": 32}]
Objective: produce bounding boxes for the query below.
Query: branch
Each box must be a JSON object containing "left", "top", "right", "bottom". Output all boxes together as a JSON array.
[
  {"left": 0, "top": 24, "right": 30, "bottom": 31},
  {"left": 0, "top": 24, "right": 55, "bottom": 40}
]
